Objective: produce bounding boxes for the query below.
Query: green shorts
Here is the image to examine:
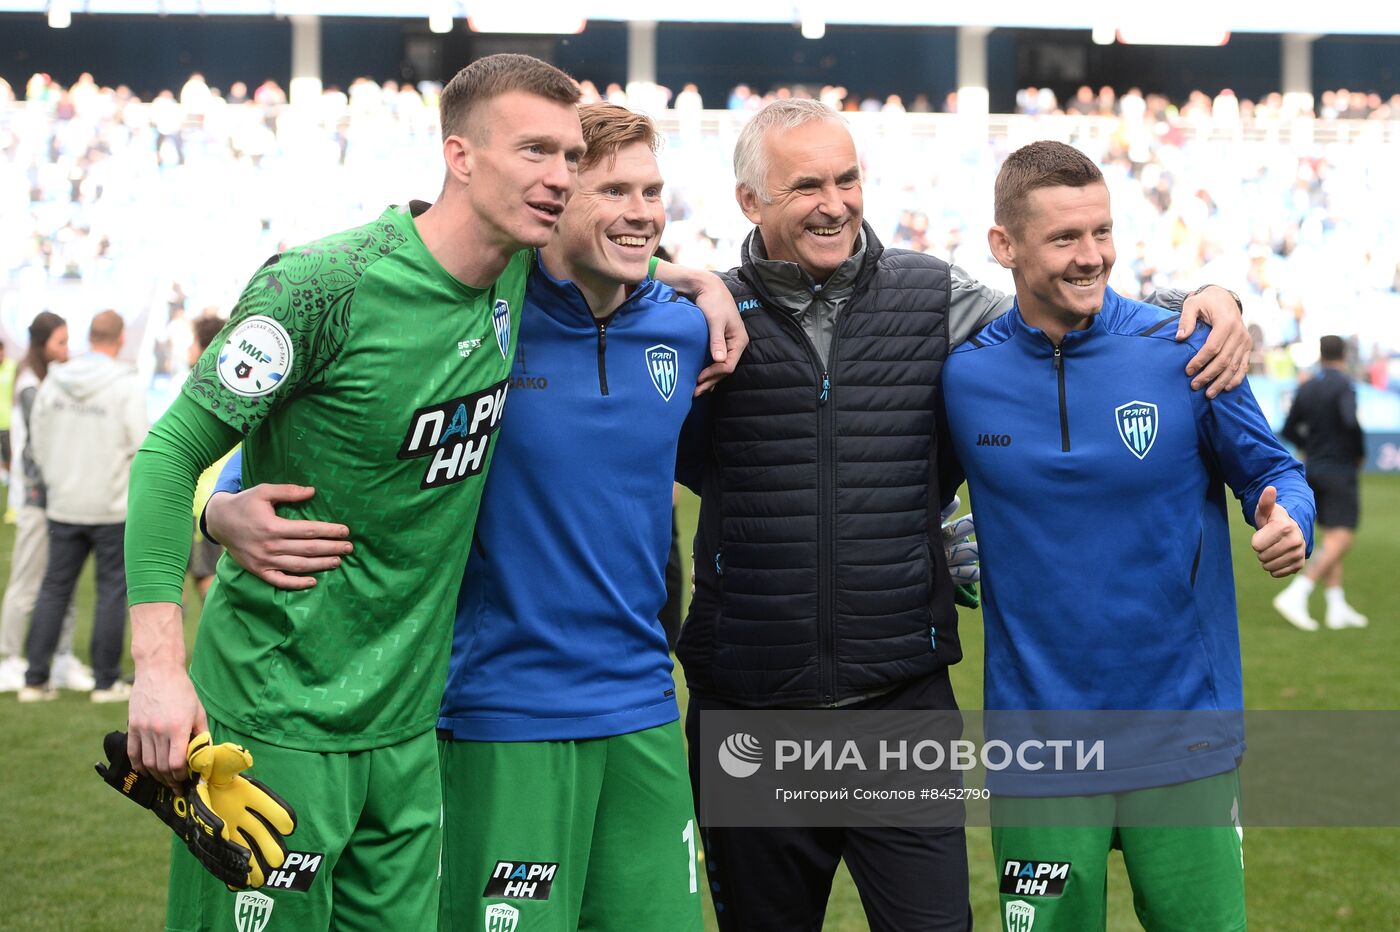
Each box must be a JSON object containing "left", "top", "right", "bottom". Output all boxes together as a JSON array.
[
  {"left": 991, "top": 770, "right": 1245, "bottom": 932},
  {"left": 165, "top": 717, "right": 442, "bottom": 932},
  {"left": 439, "top": 720, "right": 703, "bottom": 932}
]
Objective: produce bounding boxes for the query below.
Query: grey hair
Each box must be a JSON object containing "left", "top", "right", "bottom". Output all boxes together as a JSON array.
[{"left": 732, "top": 98, "right": 849, "bottom": 204}]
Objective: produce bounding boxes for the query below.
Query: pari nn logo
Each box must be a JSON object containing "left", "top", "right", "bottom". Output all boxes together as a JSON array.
[{"left": 717, "top": 734, "right": 1105, "bottom": 778}]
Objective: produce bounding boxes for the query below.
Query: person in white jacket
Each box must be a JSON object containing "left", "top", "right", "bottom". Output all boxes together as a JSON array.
[{"left": 20, "top": 310, "right": 147, "bottom": 702}]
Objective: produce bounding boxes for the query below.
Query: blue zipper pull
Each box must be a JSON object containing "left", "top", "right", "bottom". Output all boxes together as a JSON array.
[{"left": 819, "top": 373, "right": 830, "bottom": 405}]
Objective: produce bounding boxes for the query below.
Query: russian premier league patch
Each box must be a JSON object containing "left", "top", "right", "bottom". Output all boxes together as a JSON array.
[
  {"left": 493, "top": 299, "right": 512, "bottom": 359},
  {"left": 1114, "top": 400, "right": 1158, "bottom": 460},
  {"left": 217, "top": 315, "right": 292, "bottom": 397},
  {"left": 646, "top": 344, "right": 678, "bottom": 401}
]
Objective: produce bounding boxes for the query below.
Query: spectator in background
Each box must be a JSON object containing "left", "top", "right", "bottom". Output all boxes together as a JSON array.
[
  {"left": 0, "top": 313, "right": 83, "bottom": 694},
  {"left": 675, "top": 82, "right": 704, "bottom": 113},
  {"left": 149, "top": 89, "right": 184, "bottom": 165},
  {"left": 1273, "top": 334, "right": 1369, "bottom": 630},
  {"left": 1067, "top": 85, "right": 1098, "bottom": 115},
  {"left": 20, "top": 310, "right": 147, "bottom": 702}
]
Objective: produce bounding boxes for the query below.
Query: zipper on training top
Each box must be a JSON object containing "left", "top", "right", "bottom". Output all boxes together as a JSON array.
[
  {"left": 1053, "top": 342, "right": 1070, "bottom": 452},
  {"left": 593, "top": 314, "right": 614, "bottom": 396}
]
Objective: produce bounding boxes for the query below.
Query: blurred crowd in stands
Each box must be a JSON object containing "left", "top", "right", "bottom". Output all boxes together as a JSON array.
[{"left": 2, "top": 70, "right": 1398, "bottom": 389}]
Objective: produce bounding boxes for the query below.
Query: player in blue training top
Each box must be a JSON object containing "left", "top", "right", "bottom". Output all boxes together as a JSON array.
[
  {"left": 207, "top": 104, "right": 714, "bottom": 931},
  {"left": 941, "top": 141, "right": 1313, "bottom": 932}
]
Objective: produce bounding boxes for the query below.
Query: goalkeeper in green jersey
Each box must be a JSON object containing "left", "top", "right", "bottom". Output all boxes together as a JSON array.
[{"left": 122, "top": 54, "right": 590, "bottom": 931}]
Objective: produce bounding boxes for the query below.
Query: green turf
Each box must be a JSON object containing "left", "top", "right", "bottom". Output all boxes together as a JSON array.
[{"left": 0, "top": 476, "right": 1395, "bottom": 930}]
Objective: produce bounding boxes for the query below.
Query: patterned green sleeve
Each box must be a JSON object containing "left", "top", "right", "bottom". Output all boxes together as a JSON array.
[
  {"left": 126, "top": 393, "right": 242, "bottom": 605},
  {"left": 182, "top": 242, "right": 365, "bottom": 434}
]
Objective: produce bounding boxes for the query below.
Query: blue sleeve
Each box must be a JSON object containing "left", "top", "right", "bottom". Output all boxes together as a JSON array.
[
  {"left": 197, "top": 448, "right": 245, "bottom": 544},
  {"left": 214, "top": 449, "right": 244, "bottom": 496},
  {"left": 1198, "top": 378, "right": 1316, "bottom": 555}
]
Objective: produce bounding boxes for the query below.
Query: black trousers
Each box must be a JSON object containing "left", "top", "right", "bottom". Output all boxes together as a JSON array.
[
  {"left": 25, "top": 520, "right": 127, "bottom": 689},
  {"left": 686, "top": 672, "right": 973, "bottom": 932}
]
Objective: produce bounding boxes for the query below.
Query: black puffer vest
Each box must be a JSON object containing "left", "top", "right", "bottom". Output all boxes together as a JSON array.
[{"left": 678, "top": 225, "right": 963, "bottom": 707}]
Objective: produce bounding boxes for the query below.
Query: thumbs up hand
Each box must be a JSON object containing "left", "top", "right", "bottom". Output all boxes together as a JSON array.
[{"left": 1250, "top": 486, "right": 1307, "bottom": 577}]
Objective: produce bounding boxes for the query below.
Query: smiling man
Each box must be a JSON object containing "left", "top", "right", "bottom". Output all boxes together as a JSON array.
[
  {"left": 432, "top": 102, "right": 709, "bottom": 932},
  {"left": 123, "top": 54, "right": 586, "bottom": 931},
  {"left": 941, "top": 140, "right": 1312, "bottom": 932}
]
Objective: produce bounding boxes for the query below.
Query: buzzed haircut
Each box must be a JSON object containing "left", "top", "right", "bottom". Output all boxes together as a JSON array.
[
  {"left": 439, "top": 53, "right": 580, "bottom": 142},
  {"left": 995, "top": 140, "right": 1105, "bottom": 233},
  {"left": 89, "top": 309, "right": 124, "bottom": 345},
  {"left": 192, "top": 312, "right": 226, "bottom": 354},
  {"left": 1319, "top": 334, "right": 1346, "bottom": 362},
  {"left": 578, "top": 103, "right": 659, "bottom": 172}
]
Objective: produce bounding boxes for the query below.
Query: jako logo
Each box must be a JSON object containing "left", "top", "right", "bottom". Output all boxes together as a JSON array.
[
  {"left": 977, "top": 433, "right": 1012, "bottom": 447},
  {"left": 718, "top": 733, "right": 763, "bottom": 778}
]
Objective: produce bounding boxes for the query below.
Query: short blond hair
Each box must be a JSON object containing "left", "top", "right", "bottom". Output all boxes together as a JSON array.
[{"left": 578, "top": 103, "right": 659, "bottom": 172}]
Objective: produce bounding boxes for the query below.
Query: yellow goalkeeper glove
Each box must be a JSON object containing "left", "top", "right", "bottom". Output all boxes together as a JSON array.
[{"left": 186, "top": 732, "right": 298, "bottom": 889}]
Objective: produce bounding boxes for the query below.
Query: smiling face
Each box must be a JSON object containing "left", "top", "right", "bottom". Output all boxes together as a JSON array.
[
  {"left": 737, "top": 119, "right": 862, "bottom": 282},
  {"left": 463, "top": 90, "right": 586, "bottom": 252},
  {"left": 989, "top": 182, "right": 1116, "bottom": 342},
  {"left": 546, "top": 140, "right": 666, "bottom": 307}
]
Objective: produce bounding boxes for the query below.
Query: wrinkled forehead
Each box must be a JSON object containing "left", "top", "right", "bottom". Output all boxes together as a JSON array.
[
  {"left": 762, "top": 123, "right": 859, "bottom": 190},
  {"left": 764, "top": 118, "right": 856, "bottom": 161}
]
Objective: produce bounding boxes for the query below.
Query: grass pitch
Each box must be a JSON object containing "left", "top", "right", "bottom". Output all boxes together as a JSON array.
[{"left": 2, "top": 475, "right": 1396, "bottom": 930}]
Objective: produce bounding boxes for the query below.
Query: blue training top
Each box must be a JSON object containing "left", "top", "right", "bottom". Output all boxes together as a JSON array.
[
  {"left": 943, "top": 287, "right": 1314, "bottom": 793},
  {"left": 438, "top": 258, "right": 708, "bottom": 741}
]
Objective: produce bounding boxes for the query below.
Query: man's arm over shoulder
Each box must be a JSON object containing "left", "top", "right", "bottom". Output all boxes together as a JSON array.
[
  {"left": 652, "top": 259, "right": 747, "bottom": 392},
  {"left": 202, "top": 448, "right": 352, "bottom": 591},
  {"left": 948, "top": 265, "right": 1014, "bottom": 348}
]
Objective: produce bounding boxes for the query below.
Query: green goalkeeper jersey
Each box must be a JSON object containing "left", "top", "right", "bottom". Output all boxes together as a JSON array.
[{"left": 184, "top": 204, "right": 526, "bottom": 751}]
